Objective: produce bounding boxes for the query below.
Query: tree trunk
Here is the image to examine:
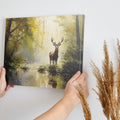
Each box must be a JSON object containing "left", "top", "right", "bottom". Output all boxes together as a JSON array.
[
  {"left": 4, "top": 18, "right": 12, "bottom": 69},
  {"left": 5, "top": 18, "right": 12, "bottom": 48}
]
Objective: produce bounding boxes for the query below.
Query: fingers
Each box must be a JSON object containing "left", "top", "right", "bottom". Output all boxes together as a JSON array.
[
  {"left": 0, "top": 67, "right": 6, "bottom": 80},
  {"left": 1, "top": 67, "right": 14, "bottom": 88},
  {"left": 0, "top": 91, "right": 6, "bottom": 97},
  {"left": 72, "top": 72, "right": 87, "bottom": 88},
  {"left": 77, "top": 72, "right": 87, "bottom": 82},
  {"left": 0, "top": 67, "right": 14, "bottom": 97},
  {"left": 69, "top": 71, "right": 81, "bottom": 82},
  {"left": 5, "top": 85, "right": 10, "bottom": 91}
]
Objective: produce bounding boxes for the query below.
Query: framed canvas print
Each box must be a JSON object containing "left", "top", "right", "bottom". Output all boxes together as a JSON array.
[{"left": 4, "top": 15, "right": 85, "bottom": 89}]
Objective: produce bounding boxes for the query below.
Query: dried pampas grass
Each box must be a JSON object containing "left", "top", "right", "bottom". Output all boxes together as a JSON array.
[
  {"left": 76, "top": 85, "right": 91, "bottom": 120},
  {"left": 91, "top": 40, "right": 120, "bottom": 120}
]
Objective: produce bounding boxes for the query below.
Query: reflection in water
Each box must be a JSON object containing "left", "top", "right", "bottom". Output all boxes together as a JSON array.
[
  {"left": 8, "top": 67, "right": 64, "bottom": 89},
  {"left": 48, "top": 79, "right": 57, "bottom": 88}
]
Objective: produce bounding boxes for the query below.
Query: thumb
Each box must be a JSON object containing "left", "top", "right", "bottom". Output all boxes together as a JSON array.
[{"left": 1, "top": 67, "right": 6, "bottom": 79}]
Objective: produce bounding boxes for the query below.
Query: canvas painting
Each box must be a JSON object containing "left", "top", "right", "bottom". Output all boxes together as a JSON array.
[{"left": 4, "top": 15, "right": 84, "bottom": 89}]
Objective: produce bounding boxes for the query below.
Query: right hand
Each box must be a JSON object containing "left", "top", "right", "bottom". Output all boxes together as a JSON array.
[{"left": 64, "top": 71, "right": 89, "bottom": 107}]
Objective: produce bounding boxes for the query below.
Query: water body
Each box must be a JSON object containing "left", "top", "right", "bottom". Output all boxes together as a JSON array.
[{"left": 8, "top": 64, "right": 65, "bottom": 89}]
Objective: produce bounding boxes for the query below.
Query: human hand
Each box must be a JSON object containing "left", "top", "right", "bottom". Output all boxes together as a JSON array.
[
  {"left": 0, "top": 67, "right": 14, "bottom": 97},
  {"left": 63, "top": 71, "right": 89, "bottom": 107}
]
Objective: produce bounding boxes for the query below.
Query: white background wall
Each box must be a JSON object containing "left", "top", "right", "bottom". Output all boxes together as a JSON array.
[{"left": 0, "top": 0, "right": 120, "bottom": 120}]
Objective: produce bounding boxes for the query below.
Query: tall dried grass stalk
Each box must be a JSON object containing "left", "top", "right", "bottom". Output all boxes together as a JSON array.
[
  {"left": 91, "top": 40, "right": 120, "bottom": 120},
  {"left": 76, "top": 85, "right": 91, "bottom": 120}
]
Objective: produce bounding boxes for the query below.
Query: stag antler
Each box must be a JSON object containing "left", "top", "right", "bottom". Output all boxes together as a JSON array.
[
  {"left": 51, "top": 38, "right": 56, "bottom": 46},
  {"left": 61, "top": 37, "right": 64, "bottom": 43},
  {"left": 58, "top": 37, "right": 64, "bottom": 46}
]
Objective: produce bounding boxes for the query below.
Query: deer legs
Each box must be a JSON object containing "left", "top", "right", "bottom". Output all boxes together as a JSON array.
[{"left": 50, "top": 60, "right": 57, "bottom": 65}]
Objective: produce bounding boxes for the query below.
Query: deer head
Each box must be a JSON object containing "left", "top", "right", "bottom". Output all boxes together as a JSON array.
[{"left": 51, "top": 37, "right": 64, "bottom": 49}]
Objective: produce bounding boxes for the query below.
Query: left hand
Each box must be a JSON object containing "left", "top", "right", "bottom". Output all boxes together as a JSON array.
[{"left": 0, "top": 67, "right": 13, "bottom": 97}]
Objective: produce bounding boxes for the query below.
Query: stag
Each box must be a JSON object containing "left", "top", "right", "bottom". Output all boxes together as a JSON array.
[{"left": 49, "top": 38, "right": 64, "bottom": 65}]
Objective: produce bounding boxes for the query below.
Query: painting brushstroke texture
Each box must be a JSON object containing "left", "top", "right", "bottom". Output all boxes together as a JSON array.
[{"left": 4, "top": 15, "right": 84, "bottom": 89}]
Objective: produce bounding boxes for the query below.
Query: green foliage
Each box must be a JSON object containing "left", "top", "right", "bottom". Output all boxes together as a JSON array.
[
  {"left": 38, "top": 66, "right": 46, "bottom": 73},
  {"left": 5, "top": 17, "right": 45, "bottom": 69},
  {"left": 61, "top": 61, "right": 80, "bottom": 82},
  {"left": 20, "top": 66, "right": 29, "bottom": 72},
  {"left": 48, "top": 65, "right": 57, "bottom": 76},
  {"left": 56, "top": 15, "right": 83, "bottom": 83},
  {"left": 48, "top": 65, "right": 61, "bottom": 76},
  {"left": 7, "top": 55, "right": 26, "bottom": 69},
  {"left": 6, "top": 17, "right": 43, "bottom": 55},
  {"left": 8, "top": 56, "right": 26, "bottom": 68}
]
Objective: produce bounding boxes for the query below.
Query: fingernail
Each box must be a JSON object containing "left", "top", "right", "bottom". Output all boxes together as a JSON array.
[
  {"left": 2, "top": 67, "right": 5, "bottom": 71},
  {"left": 10, "top": 85, "right": 14, "bottom": 88},
  {"left": 76, "top": 71, "right": 80, "bottom": 75}
]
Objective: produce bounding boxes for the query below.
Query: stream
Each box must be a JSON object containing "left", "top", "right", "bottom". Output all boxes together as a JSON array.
[{"left": 8, "top": 64, "right": 65, "bottom": 89}]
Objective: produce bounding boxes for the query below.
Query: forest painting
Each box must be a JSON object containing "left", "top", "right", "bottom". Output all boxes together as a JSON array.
[{"left": 4, "top": 15, "right": 84, "bottom": 89}]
